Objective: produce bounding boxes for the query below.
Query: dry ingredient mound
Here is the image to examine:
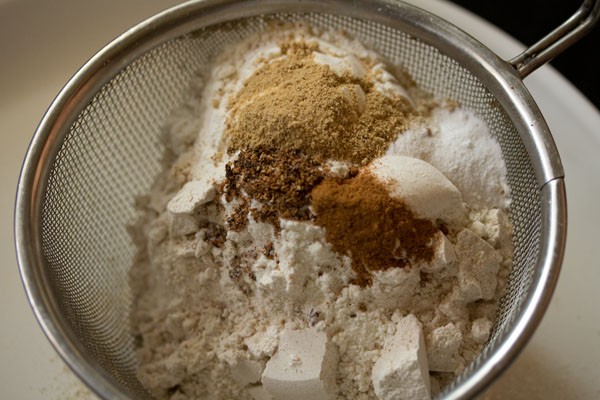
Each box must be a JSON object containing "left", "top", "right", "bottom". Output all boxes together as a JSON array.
[
  {"left": 130, "top": 24, "right": 514, "bottom": 400},
  {"left": 225, "top": 41, "right": 415, "bottom": 164},
  {"left": 312, "top": 171, "right": 438, "bottom": 287}
]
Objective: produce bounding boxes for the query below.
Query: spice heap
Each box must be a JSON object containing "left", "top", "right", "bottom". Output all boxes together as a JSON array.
[
  {"left": 222, "top": 147, "right": 324, "bottom": 228},
  {"left": 225, "top": 42, "right": 415, "bottom": 164},
  {"left": 312, "top": 171, "right": 439, "bottom": 286},
  {"left": 130, "top": 24, "right": 513, "bottom": 400}
]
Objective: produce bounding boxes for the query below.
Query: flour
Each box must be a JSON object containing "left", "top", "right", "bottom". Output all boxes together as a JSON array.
[{"left": 130, "top": 24, "right": 513, "bottom": 400}]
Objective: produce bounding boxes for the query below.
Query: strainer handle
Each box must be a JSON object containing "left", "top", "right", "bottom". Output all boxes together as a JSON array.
[{"left": 509, "top": 0, "right": 600, "bottom": 78}]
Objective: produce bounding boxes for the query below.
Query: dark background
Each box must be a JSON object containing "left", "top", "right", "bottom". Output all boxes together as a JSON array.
[{"left": 450, "top": 0, "right": 600, "bottom": 110}]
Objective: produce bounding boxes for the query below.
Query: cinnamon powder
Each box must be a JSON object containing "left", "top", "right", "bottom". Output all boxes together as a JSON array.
[{"left": 311, "top": 171, "right": 439, "bottom": 286}]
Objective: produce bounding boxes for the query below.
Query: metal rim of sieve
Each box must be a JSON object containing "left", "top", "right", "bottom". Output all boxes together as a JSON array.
[{"left": 14, "top": 0, "right": 598, "bottom": 399}]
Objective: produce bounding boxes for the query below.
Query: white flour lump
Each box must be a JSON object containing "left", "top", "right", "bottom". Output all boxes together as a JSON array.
[
  {"left": 129, "top": 24, "right": 513, "bottom": 400},
  {"left": 371, "top": 314, "right": 431, "bottom": 400},
  {"left": 261, "top": 326, "right": 338, "bottom": 400},
  {"left": 369, "top": 155, "right": 466, "bottom": 225}
]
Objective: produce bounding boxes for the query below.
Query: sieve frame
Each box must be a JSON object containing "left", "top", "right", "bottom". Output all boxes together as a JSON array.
[{"left": 14, "top": 0, "right": 569, "bottom": 399}]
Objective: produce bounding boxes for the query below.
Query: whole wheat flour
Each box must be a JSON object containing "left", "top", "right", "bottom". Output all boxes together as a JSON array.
[{"left": 130, "top": 24, "right": 513, "bottom": 400}]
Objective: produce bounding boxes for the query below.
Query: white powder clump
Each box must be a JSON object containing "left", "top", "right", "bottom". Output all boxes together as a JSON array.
[
  {"left": 387, "top": 106, "right": 510, "bottom": 209},
  {"left": 262, "top": 327, "right": 338, "bottom": 400},
  {"left": 371, "top": 314, "right": 431, "bottom": 400},
  {"left": 369, "top": 155, "right": 467, "bottom": 225},
  {"left": 471, "top": 318, "right": 494, "bottom": 344},
  {"left": 427, "top": 323, "right": 463, "bottom": 373},
  {"left": 130, "top": 24, "right": 513, "bottom": 400}
]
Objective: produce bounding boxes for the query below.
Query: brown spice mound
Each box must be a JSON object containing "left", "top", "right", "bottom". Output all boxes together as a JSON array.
[
  {"left": 225, "top": 41, "right": 415, "bottom": 164},
  {"left": 311, "top": 171, "right": 439, "bottom": 286},
  {"left": 223, "top": 147, "right": 324, "bottom": 229}
]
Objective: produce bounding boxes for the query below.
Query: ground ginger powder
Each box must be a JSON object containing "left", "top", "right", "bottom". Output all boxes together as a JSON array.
[{"left": 225, "top": 41, "right": 415, "bottom": 164}]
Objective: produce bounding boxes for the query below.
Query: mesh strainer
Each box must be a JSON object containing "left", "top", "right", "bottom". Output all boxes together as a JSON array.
[{"left": 15, "top": 0, "right": 599, "bottom": 399}]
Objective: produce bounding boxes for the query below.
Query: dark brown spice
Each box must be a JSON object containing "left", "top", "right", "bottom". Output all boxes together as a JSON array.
[
  {"left": 226, "top": 201, "right": 250, "bottom": 231},
  {"left": 222, "top": 147, "right": 325, "bottom": 229},
  {"left": 250, "top": 208, "right": 281, "bottom": 229},
  {"left": 311, "top": 171, "right": 439, "bottom": 286},
  {"left": 263, "top": 242, "right": 275, "bottom": 259},
  {"left": 204, "top": 223, "right": 227, "bottom": 248}
]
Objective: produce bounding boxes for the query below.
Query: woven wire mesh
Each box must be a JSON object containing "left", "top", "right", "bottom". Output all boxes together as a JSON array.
[{"left": 39, "top": 12, "right": 541, "bottom": 399}]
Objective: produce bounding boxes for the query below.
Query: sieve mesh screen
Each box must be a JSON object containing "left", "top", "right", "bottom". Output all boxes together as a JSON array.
[{"left": 39, "top": 12, "right": 541, "bottom": 399}]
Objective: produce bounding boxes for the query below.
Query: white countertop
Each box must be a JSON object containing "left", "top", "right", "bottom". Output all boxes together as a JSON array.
[{"left": 1, "top": 0, "right": 599, "bottom": 399}]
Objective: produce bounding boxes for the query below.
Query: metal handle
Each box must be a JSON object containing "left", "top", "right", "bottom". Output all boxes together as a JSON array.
[{"left": 509, "top": 0, "right": 600, "bottom": 78}]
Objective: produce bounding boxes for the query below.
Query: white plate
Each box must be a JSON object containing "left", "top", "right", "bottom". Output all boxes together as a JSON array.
[{"left": 1, "top": 1, "right": 599, "bottom": 399}]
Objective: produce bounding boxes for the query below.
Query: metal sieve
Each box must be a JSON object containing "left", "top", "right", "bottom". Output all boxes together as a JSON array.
[{"left": 14, "top": 0, "right": 599, "bottom": 399}]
